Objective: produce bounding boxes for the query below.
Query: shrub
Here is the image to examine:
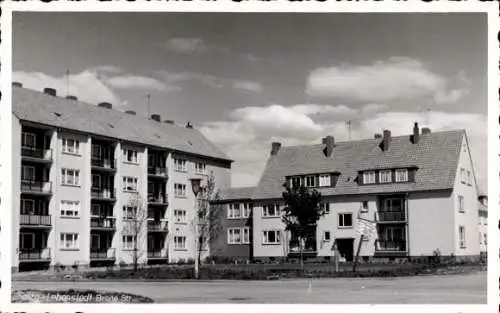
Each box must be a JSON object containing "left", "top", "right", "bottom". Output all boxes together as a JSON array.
[
  {"left": 186, "top": 258, "right": 195, "bottom": 265},
  {"left": 177, "top": 258, "right": 186, "bottom": 265},
  {"left": 119, "top": 260, "right": 127, "bottom": 268},
  {"left": 72, "top": 261, "right": 79, "bottom": 272}
]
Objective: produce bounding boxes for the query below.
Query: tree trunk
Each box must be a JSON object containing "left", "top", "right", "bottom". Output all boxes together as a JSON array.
[
  {"left": 194, "top": 236, "right": 200, "bottom": 279},
  {"left": 300, "top": 237, "right": 304, "bottom": 271}
]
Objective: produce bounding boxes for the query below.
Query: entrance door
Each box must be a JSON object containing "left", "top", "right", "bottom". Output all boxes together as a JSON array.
[{"left": 336, "top": 238, "right": 354, "bottom": 261}]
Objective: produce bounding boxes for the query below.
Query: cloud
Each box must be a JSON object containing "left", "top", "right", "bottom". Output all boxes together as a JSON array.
[
  {"left": 163, "top": 37, "right": 212, "bottom": 54},
  {"left": 105, "top": 75, "right": 177, "bottom": 92},
  {"left": 306, "top": 57, "right": 470, "bottom": 104},
  {"left": 291, "top": 104, "right": 358, "bottom": 117},
  {"left": 13, "top": 70, "right": 123, "bottom": 106},
  {"left": 231, "top": 80, "right": 263, "bottom": 93},
  {"left": 201, "top": 103, "right": 487, "bottom": 190}
]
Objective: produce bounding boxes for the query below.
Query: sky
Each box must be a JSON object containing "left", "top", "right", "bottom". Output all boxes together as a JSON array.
[{"left": 12, "top": 12, "right": 488, "bottom": 190}]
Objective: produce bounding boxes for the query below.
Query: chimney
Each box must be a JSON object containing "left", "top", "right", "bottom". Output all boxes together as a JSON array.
[
  {"left": 382, "top": 130, "right": 391, "bottom": 151},
  {"left": 421, "top": 127, "right": 431, "bottom": 135},
  {"left": 66, "top": 95, "right": 78, "bottom": 101},
  {"left": 125, "top": 110, "right": 136, "bottom": 115},
  {"left": 323, "top": 136, "right": 335, "bottom": 157},
  {"left": 374, "top": 133, "right": 382, "bottom": 139},
  {"left": 12, "top": 82, "right": 23, "bottom": 88},
  {"left": 151, "top": 114, "right": 161, "bottom": 122},
  {"left": 412, "top": 122, "right": 420, "bottom": 144},
  {"left": 163, "top": 120, "right": 174, "bottom": 124},
  {"left": 270, "top": 142, "right": 281, "bottom": 156},
  {"left": 43, "top": 87, "right": 57, "bottom": 96},
  {"left": 98, "top": 102, "right": 112, "bottom": 109},
  {"left": 186, "top": 121, "right": 193, "bottom": 129}
]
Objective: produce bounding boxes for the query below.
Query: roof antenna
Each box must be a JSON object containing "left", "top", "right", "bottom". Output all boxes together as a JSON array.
[
  {"left": 147, "top": 94, "right": 151, "bottom": 117},
  {"left": 65, "top": 69, "right": 70, "bottom": 97},
  {"left": 346, "top": 120, "right": 352, "bottom": 140}
]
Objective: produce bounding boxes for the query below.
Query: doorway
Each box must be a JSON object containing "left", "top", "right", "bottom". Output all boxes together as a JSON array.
[{"left": 336, "top": 238, "right": 354, "bottom": 262}]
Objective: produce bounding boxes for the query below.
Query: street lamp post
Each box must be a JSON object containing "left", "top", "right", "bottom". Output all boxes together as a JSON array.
[{"left": 189, "top": 178, "right": 202, "bottom": 279}]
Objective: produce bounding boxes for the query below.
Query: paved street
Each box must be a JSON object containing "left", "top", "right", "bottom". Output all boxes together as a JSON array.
[{"left": 13, "top": 271, "right": 486, "bottom": 304}]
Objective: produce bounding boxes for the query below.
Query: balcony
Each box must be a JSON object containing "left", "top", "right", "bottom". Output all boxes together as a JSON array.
[
  {"left": 21, "top": 147, "right": 53, "bottom": 163},
  {"left": 375, "top": 211, "right": 406, "bottom": 223},
  {"left": 91, "top": 217, "right": 116, "bottom": 230},
  {"left": 21, "top": 180, "right": 52, "bottom": 196},
  {"left": 91, "top": 158, "right": 116, "bottom": 172},
  {"left": 19, "top": 248, "right": 51, "bottom": 262},
  {"left": 375, "top": 240, "right": 407, "bottom": 254},
  {"left": 91, "top": 188, "right": 116, "bottom": 202},
  {"left": 148, "top": 166, "right": 168, "bottom": 179},
  {"left": 147, "top": 248, "right": 168, "bottom": 259},
  {"left": 90, "top": 248, "right": 116, "bottom": 260},
  {"left": 20, "top": 214, "right": 52, "bottom": 228},
  {"left": 147, "top": 220, "right": 168, "bottom": 232},
  {"left": 148, "top": 194, "right": 168, "bottom": 206}
]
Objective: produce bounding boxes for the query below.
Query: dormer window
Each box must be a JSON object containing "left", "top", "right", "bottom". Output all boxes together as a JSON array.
[
  {"left": 319, "top": 174, "right": 331, "bottom": 187},
  {"left": 305, "top": 176, "right": 316, "bottom": 187},
  {"left": 363, "top": 171, "right": 376, "bottom": 184},
  {"left": 395, "top": 169, "right": 408, "bottom": 182},
  {"left": 379, "top": 170, "right": 392, "bottom": 183}
]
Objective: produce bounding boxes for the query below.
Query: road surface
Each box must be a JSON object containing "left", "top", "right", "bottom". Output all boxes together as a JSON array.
[{"left": 13, "top": 271, "right": 486, "bottom": 304}]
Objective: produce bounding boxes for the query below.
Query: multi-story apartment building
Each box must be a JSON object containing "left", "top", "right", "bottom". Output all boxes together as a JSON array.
[
  {"left": 215, "top": 124, "right": 484, "bottom": 262},
  {"left": 11, "top": 83, "right": 231, "bottom": 271},
  {"left": 477, "top": 194, "right": 488, "bottom": 254}
]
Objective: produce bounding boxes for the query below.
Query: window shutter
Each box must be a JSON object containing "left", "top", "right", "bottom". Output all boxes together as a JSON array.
[
  {"left": 408, "top": 169, "right": 416, "bottom": 182},
  {"left": 357, "top": 172, "right": 363, "bottom": 185},
  {"left": 316, "top": 175, "right": 320, "bottom": 187}
]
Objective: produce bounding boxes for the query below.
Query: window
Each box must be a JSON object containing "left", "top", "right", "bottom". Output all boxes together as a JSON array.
[
  {"left": 122, "top": 176, "right": 138, "bottom": 192},
  {"left": 242, "top": 203, "right": 252, "bottom": 218},
  {"left": 324, "top": 231, "right": 331, "bottom": 241},
  {"left": 174, "top": 183, "right": 187, "bottom": 197},
  {"left": 305, "top": 176, "right": 316, "bottom": 187},
  {"left": 385, "top": 198, "right": 403, "bottom": 212},
  {"left": 242, "top": 227, "right": 250, "bottom": 244},
  {"left": 228, "top": 203, "right": 241, "bottom": 219},
  {"left": 92, "top": 174, "right": 101, "bottom": 190},
  {"left": 20, "top": 233, "right": 35, "bottom": 249},
  {"left": 379, "top": 170, "right": 392, "bottom": 183},
  {"left": 458, "top": 226, "right": 466, "bottom": 248},
  {"left": 61, "top": 168, "right": 80, "bottom": 186},
  {"left": 60, "top": 200, "right": 80, "bottom": 217},
  {"left": 195, "top": 162, "right": 206, "bottom": 175},
  {"left": 91, "top": 204, "right": 101, "bottom": 217},
  {"left": 122, "top": 206, "right": 137, "bottom": 220},
  {"left": 395, "top": 169, "right": 408, "bottom": 182},
  {"left": 174, "top": 236, "right": 186, "bottom": 250},
  {"left": 363, "top": 171, "right": 376, "bottom": 184},
  {"left": 174, "top": 209, "right": 187, "bottom": 223},
  {"left": 460, "top": 168, "right": 467, "bottom": 184},
  {"left": 361, "top": 201, "right": 369, "bottom": 212},
  {"left": 319, "top": 174, "right": 331, "bottom": 187},
  {"left": 21, "top": 165, "right": 36, "bottom": 181},
  {"left": 458, "top": 195, "right": 464, "bottom": 213},
  {"left": 228, "top": 228, "right": 242, "bottom": 244},
  {"left": 320, "top": 202, "right": 330, "bottom": 214},
  {"left": 60, "top": 233, "right": 79, "bottom": 250},
  {"left": 21, "top": 199, "right": 35, "bottom": 215},
  {"left": 123, "top": 148, "right": 138, "bottom": 163},
  {"left": 338, "top": 213, "right": 353, "bottom": 228},
  {"left": 122, "top": 235, "right": 136, "bottom": 250},
  {"left": 262, "top": 230, "right": 281, "bottom": 244},
  {"left": 22, "top": 132, "right": 36, "bottom": 148},
  {"left": 174, "top": 159, "right": 187, "bottom": 172},
  {"left": 91, "top": 144, "right": 101, "bottom": 160},
  {"left": 291, "top": 176, "right": 303, "bottom": 188},
  {"left": 467, "top": 170, "right": 472, "bottom": 185},
  {"left": 484, "top": 233, "right": 487, "bottom": 245},
  {"left": 62, "top": 138, "right": 80, "bottom": 155},
  {"left": 263, "top": 203, "right": 280, "bottom": 217}
]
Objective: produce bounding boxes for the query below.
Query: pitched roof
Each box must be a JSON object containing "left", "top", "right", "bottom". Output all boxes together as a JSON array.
[
  {"left": 219, "top": 187, "right": 255, "bottom": 201},
  {"left": 252, "top": 130, "right": 465, "bottom": 200},
  {"left": 12, "top": 86, "right": 231, "bottom": 162}
]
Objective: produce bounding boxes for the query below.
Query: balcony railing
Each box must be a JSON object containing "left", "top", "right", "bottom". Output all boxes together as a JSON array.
[
  {"left": 375, "top": 211, "right": 406, "bottom": 222},
  {"left": 91, "top": 217, "right": 116, "bottom": 229},
  {"left": 148, "top": 166, "right": 168, "bottom": 178},
  {"left": 148, "top": 194, "right": 168, "bottom": 205},
  {"left": 91, "top": 158, "right": 116, "bottom": 170},
  {"left": 147, "top": 220, "right": 168, "bottom": 232},
  {"left": 147, "top": 248, "right": 168, "bottom": 258},
  {"left": 19, "top": 248, "right": 51, "bottom": 261},
  {"left": 375, "top": 240, "right": 407, "bottom": 252},
  {"left": 289, "top": 239, "right": 317, "bottom": 253},
  {"left": 21, "top": 146, "right": 52, "bottom": 161},
  {"left": 91, "top": 188, "right": 116, "bottom": 200},
  {"left": 21, "top": 180, "right": 52, "bottom": 194},
  {"left": 20, "top": 214, "right": 52, "bottom": 226},
  {"left": 90, "top": 248, "right": 116, "bottom": 260}
]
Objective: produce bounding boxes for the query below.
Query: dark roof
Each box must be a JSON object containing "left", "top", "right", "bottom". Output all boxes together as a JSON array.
[
  {"left": 252, "top": 130, "right": 465, "bottom": 200},
  {"left": 12, "top": 86, "right": 231, "bottom": 162},
  {"left": 219, "top": 187, "right": 255, "bottom": 201}
]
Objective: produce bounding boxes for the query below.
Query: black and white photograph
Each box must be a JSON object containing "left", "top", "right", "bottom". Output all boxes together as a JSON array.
[{"left": 0, "top": 3, "right": 496, "bottom": 308}]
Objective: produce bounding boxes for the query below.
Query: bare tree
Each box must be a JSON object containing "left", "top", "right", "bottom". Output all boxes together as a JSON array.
[
  {"left": 190, "top": 172, "right": 223, "bottom": 279},
  {"left": 122, "top": 193, "right": 148, "bottom": 272}
]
